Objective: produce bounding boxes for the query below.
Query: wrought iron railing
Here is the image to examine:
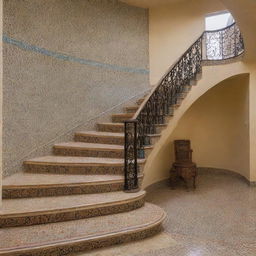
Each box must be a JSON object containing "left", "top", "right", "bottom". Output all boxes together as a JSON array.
[
  {"left": 203, "top": 23, "right": 244, "bottom": 60},
  {"left": 124, "top": 23, "right": 244, "bottom": 191}
]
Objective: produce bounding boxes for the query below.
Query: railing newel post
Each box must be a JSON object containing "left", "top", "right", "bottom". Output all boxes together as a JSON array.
[{"left": 124, "top": 119, "right": 138, "bottom": 192}]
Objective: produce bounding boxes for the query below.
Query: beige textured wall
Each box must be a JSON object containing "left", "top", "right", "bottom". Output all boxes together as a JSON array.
[
  {"left": 249, "top": 64, "right": 256, "bottom": 182},
  {"left": 171, "top": 75, "right": 250, "bottom": 178},
  {"left": 149, "top": 0, "right": 225, "bottom": 84},
  {"left": 120, "top": 0, "right": 185, "bottom": 8},
  {"left": 3, "top": 0, "right": 149, "bottom": 177},
  {"left": 220, "top": 0, "right": 256, "bottom": 62},
  {"left": 0, "top": 0, "right": 2, "bottom": 206},
  {"left": 121, "top": 0, "right": 256, "bottom": 62}
]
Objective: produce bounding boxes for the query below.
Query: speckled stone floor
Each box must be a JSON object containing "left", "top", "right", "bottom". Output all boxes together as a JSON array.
[{"left": 77, "top": 171, "right": 256, "bottom": 256}]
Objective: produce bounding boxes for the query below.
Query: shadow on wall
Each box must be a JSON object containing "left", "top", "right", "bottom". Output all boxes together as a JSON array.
[{"left": 143, "top": 73, "right": 250, "bottom": 188}]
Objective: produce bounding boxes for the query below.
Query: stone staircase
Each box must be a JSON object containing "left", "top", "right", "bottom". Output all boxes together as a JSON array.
[{"left": 0, "top": 96, "right": 167, "bottom": 256}]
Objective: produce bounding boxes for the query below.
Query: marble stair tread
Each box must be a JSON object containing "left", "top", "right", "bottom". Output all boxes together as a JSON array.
[
  {"left": 112, "top": 113, "right": 134, "bottom": 122},
  {"left": 54, "top": 142, "right": 152, "bottom": 151},
  {"left": 75, "top": 131, "right": 124, "bottom": 138},
  {"left": 74, "top": 131, "right": 125, "bottom": 145},
  {"left": 24, "top": 156, "right": 146, "bottom": 166},
  {"left": 156, "top": 123, "right": 167, "bottom": 127},
  {"left": 0, "top": 203, "right": 165, "bottom": 255},
  {"left": 137, "top": 98, "right": 145, "bottom": 105},
  {"left": 97, "top": 123, "right": 125, "bottom": 132},
  {"left": 98, "top": 122, "right": 124, "bottom": 127},
  {"left": 148, "top": 134, "right": 161, "bottom": 137},
  {"left": 3, "top": 172, "right": 124, "bottom": 187},
  {"left": 112, "top": 113, "right": 134, "bottom": 118},
  {"left": 54, "top": 142, "right": 124, "bottom": 151},
  {"left": 125, "top": 105, "right": 139, "bottom": 112},
  {"left": 1, "top": 190, "right": 146, "bottom": 215},
  {"left": 98, "top": 123, "right": 166, "bottom": 128}
]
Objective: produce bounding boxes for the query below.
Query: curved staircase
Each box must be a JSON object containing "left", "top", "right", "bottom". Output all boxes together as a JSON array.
[
  {"left": 1, "top": 21, "right": 246, "bottom": 256},
  {"left": 1, "top": 97, "right": 166, "bottom": 256}
]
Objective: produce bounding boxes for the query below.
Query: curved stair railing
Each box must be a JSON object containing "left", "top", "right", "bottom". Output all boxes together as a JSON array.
[
  {"left": 203, "top": 22, "right": 244, "bottom": 61},
  {"left": 124, "top": 23, "right": 244, "bottom": 191}
]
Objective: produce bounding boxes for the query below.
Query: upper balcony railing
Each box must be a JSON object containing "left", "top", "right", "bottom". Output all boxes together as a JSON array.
[
  {"left": 203, "top": 23, "right": 244, "bottom": 61},
  {"left": 124, "top": 23, "right": 244, "bottom": 191}
]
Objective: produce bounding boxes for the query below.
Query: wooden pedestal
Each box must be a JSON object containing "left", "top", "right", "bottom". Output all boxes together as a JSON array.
[
  {"left": 170, "top": 162, "right": 197, "bottom": 190},
  {"left": 170, "top": 140, "right": 197, "bottom": 190}
]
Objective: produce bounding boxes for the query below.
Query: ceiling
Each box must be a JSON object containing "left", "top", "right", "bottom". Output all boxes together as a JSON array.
[{"left": 119, "top": 0, "right": 186, "bottom": 8}]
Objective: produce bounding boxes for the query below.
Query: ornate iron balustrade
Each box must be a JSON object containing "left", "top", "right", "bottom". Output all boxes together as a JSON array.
[
  {"left": 124, "top": 120, "right": 138, "bottom": 191},
  {"left": 124, "top": 23, "right": 244, "bottom": 191},
  {"left": 203, "top": 23, "right": 244, "bottom": 60}
]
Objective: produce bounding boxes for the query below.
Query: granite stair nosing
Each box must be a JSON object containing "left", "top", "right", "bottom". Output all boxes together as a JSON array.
[
  {"left": 0, "top": 203, "right": 166, "bottom": 256},
  {"left": 112, "top": 113, "right": 134, "bottom": 123},
  {"left": 97, "top": 122, "right": 167, "bottom": 134},
  {"left": 2, "top": 173, "right": 144, "bottom": 199},
  {"left": 74, "top": 131, "right": 124, "bottom": 145},
  {"left": 0, "top": 191, "right": 146, "bottom": 228},
  {"left": 125, "top": 105, "right": 139, "bottom": 113},
  {"left": 53, "top": 142, "right": 153, "bottom": 159},
  {"left": 24, "top": 156, "right": 146, "bottom": 175}
]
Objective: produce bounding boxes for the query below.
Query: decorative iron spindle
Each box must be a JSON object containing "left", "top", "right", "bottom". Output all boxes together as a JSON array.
[
  {"left": 124, "top": 120, "right": 138, "bottom": 191},
  {"left": 124, "top": 23, "right": 244, "bottom": 191}
]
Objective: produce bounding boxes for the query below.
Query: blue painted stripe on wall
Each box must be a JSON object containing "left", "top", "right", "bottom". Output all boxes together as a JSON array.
[{"left": 3, "top": 35, "right": 149, "bottom": 75}]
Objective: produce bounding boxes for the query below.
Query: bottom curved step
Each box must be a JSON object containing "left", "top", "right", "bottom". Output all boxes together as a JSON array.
[
  {"left": 0, "top": 203, "right": 166, "bottom": 256},
  {"left": 0, "top": 191, "right": 146, "bottom": 227}
]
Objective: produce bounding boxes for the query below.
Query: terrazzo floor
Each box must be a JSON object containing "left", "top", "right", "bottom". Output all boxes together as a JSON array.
[{"left": 77, "top": 171, "right": 256, "bottom": 256}]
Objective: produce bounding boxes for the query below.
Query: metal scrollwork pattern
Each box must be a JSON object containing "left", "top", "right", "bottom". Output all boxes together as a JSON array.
[
  {"left": 124, "top": 120, "right": 138, "bottom": 191},
  {"left": 204, "top": 23, "right": 244, "bottom": 60},
  {"left": 136, "top": 37, "right": 203, "bottom": 159},
  {"left": 124, "top": 23, "right": 244, "bottom": 191}
]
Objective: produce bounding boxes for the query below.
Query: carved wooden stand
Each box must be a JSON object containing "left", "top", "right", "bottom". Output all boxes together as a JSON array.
[{"left": 170, "top": 140, "right": 197, "bottom": 190}]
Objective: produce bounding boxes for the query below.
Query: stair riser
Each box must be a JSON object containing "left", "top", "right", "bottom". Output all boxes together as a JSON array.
[
  {"left": 125, "top": 107, "right": 138, "bottom": 113},
  {"left": 54, "top": 147, "right": 124, "bottom": 158},
  {"left": 98, "top": 124, "right": 124, "bottom": 133},
  {"left": 3, "top": 177, "right": 143, "bottom": 199},
  {"left": 0, "top": 223, "right": 162, "bottom": 256},
  {"left": 176, "top": 92, "right": 187, "bottom": 99},
  {"left": 183, "top": 85, "right": 191, "bottom": 93},
  {"left": 149, "top": 136, "right": 161, "bottom": 145},
  {"left": 137, "top": 98, "right": 145, "bottom": 105},
  {"left": 112, "top": 116, "right": 133, "bottom": 123},
  {"left": 74, "top": 134, "right": 124, "bottom": 145},
  {"left": 2, "top": 182, "right": 124, "bottom": 199},
  {"left": 155, "top": 125, "right": 167, "bottom": 134},
  {"left": 0, "top": 198, "right": 145, "bottom": 228},
  {"left": 54, "top": 147, "right": 152, "bottom": 159},
  {"left": 174, "top": 98, "right": 183, "bottom": 107},
  {"left": 97, "top": 124, "right": 165, "bottom": 134},
  {"left": 25, "top": 164, "right": 144, "bottom": 175},
  {"left": 164, "top": 115, "right": 173, "bottom": 123},
  {"left": 145, "top": 126, "right": 167, "bottom": 134},
  {"left": 190, "top": 78, "right": 198, "bottom": 86}
]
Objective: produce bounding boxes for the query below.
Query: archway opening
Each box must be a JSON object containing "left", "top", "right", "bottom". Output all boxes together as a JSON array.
[{"left": 170, "top": 73, "right": 250, "bottom": 180}]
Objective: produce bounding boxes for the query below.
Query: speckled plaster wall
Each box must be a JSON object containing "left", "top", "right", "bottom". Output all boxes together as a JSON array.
[
  {"left": 3, "top": 0, "right": 149, "bottom": 176},
  {"left": 0, "top": 0, "right": 3, "bottom": 205}
]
